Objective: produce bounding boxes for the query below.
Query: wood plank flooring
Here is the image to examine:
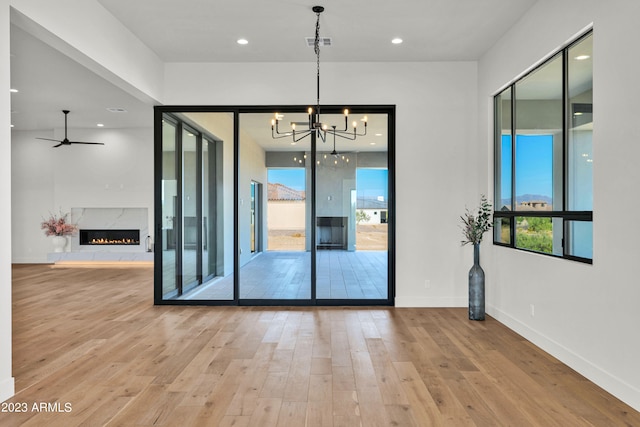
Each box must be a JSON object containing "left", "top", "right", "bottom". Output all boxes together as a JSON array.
[{"left": 3, "top": 264, "right": 639, "bottom": 426}]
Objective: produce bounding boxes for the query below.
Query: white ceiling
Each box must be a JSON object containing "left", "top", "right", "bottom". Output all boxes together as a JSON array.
[
  {"left": 96, "top": 0, "right": 537, "bottom": 63},
  {"left": 10, "top": 0, "right": 538, "bottom": 133}
]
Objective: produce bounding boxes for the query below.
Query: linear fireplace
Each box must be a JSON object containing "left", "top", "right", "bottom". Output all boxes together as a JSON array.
[{"left": 79, "top": 229, "right": 140, "bottom": 246}]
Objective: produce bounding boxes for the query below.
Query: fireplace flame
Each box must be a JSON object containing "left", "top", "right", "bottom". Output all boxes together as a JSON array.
[{"left": 90, "top": 238, "right": 139, "bottom": 245}]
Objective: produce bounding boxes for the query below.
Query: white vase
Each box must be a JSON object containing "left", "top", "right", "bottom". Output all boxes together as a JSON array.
[{"left": 51, "top": 235, "right": 67, "bottom": 253}]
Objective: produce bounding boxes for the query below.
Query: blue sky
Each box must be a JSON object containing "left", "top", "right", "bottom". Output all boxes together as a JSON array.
[
  {"left": 268, "top": 168, "right": 388, "bottom": 199},
  {"left": 502, "top": 134, "right": 553, "bottom": 199}
]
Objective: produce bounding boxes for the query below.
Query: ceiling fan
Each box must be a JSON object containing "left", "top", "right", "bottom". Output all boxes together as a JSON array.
[{"left": 36, "top": 110, "right": 104, "bottom": 148}]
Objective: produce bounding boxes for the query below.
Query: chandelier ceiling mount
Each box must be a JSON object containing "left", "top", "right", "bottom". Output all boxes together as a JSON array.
[{"left": 271, "top": 5, "right": 367, "bottom": 143}]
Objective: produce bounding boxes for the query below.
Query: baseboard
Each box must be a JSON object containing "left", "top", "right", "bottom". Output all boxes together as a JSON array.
[
  {"left": 0, "top": 376, "right": 15, "bottom": 403},
  {"left": 11, "top": 257, "right": 49, "bottom": 264},
  {"left": 395, "top": 296, "right": 466, "bottom": 307},
  {"left": 488, "top": 304, "right": 640, "bottom": 412}
]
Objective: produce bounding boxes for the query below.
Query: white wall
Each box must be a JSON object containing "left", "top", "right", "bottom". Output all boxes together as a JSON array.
[
  {"left": 10, "top": 0, "right": 163, "bottom": 104},
  {"left": 0, "top": 0, "right": 14, "bottom": 404},
  {"left": 479, "top": 0, "right": 640, "bottom": 410},
  {"left": 239, "top": 130, "right": 267, "bottom": 266},
  {"left": 165, "top": 61, "right": 479, "bottom": 307},
  {"left": 11, "top": 127, "right": 154, "bottom": 263}
]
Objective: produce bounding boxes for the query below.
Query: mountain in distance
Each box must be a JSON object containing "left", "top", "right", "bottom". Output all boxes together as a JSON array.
[{"left": 499, "top": 194, "right": 552, "bottom": 209}]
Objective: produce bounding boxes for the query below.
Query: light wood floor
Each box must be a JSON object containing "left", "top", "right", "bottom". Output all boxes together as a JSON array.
[{"left": 3, "top": 264, "right": 639, "bottom": 426}]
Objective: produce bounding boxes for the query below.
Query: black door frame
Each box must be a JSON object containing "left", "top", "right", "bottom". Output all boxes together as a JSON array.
[{"left": 154, "top": 105, "right": 396, "bottom": 306}]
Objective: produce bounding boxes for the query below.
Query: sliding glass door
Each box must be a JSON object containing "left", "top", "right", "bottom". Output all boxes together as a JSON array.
[
  {"left": 155, "top": 106, "right": 394, "bottom": 305},
  {"left": 156, "top": 112, "right": 233, "bottom": 301},
  {"left": 239, "top": 112, "right": 312, "bottom": 301},
  {"left": 315, "top": 113, "right": 389, "bottom": 301}
]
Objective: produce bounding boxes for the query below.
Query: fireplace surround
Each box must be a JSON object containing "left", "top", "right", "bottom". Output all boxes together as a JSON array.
[{"left": 70, "top": 207, "right": 149, "bottom": 253}]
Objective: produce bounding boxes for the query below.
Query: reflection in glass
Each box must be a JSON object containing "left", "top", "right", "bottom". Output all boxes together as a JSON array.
[
  {"left": 182, "top": 128, "right": 198, "bottom": 290},
  {"left": 566, "top": 221, "right": 593, "bottom": 259},
  {"left": 495, "top": 87, "right": 512, "bottom": 210},
  {"left": 161, "top": 118, "right": 177, "bottom": 298},
  {"left": 568, "top": 34, "right": 593, "bottom": 211}
]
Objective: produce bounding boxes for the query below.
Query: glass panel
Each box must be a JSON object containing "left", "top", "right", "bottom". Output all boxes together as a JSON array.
[
  {"left": 239, "top": 112, "right": 311, "bottom": 300},
  {"left": 493, "top": 217, "right": 511, "bottom": 245},
  {"left": 515, "top": 53, "right": 562, "bottom": 211},
  {"left": 160, "top": 112, "right": 233, "bottom": 301},
  {"left": 202, "top": 137, "right": 218, "bottom": 281},
  {"left": 316, "top": 113, "right": 388, "bottom": 300},
  {"left": 250, "top": 182, "right": 257, "bottom": 253},
  {"left": 566, "top": 220, "right": 593, "bottom": 259},
  {"left": 495, "top": 87, "right": 512, "bottom": 210},
  {"left": 515, "top": 216, "right": 554, "bottom": 254},
  {"left": 568, "top": 34, "right": 593, "bottom": 211},
  {"left": 183, "top": 113, "right": 234, "bottom": 301},
  {"left": 161, "top": 117, "right": 178, "bottom": 298},
  {"left": 182, "top": 128, "right": 199, "bottom": 290}
]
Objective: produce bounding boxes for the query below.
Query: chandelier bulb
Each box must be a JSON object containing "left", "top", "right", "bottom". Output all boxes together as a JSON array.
[
  {"left": 352, "top": 121, "right": 357, "bottom": 128},
  {"left": 308, "top": 107, "right": 313, "bottom": 115},
  {"left": 344, "top": 108, "right": 349, "bottom": 116},
  {"left": 291, "top": 123, "right": 296, "bottom": 130}
]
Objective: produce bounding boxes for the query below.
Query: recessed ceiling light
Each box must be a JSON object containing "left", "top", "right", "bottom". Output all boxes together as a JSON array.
[
  {"left": 237, "top": 38, "right": 249, "bottom": 45},
  {"left": 375, "top": 133, "right": 382, "bottom": 137},
  {"left": 10, "top": 124, "right": 14, "bottom": 128},
  {"left": 575, "top": 55, "right": 590, "bottom": 60},
  {"left": 370, "top": 142, "right": 376, "bottom": 145},
  {"left": 10, "top": 88, "right": 18, "bottom": 93},
  {"left": 97, "top": 123, "right": 104, "bottom": 127},
  {"left": 391, "top": 38, "right": 403, "bottom": 44},
  {"left": 107, "top": 107, "right": 128, "bottom": 113}
]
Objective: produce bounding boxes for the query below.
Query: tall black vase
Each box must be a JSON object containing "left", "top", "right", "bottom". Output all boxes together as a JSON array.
[{"left": 468, "top": 243, "right": 485, "bottom": 321}]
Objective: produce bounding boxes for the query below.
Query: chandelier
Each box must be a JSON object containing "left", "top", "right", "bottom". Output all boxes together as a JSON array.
[{"left": 271, "top": 5, "right": 367, "bottom": 143}]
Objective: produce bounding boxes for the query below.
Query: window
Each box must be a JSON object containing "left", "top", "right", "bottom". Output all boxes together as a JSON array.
[{"left": 493, "top": 31, "right": 593, "bottom": 263}]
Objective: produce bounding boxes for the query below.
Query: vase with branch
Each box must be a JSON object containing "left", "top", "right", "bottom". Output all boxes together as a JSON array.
[
  {"left": 41, "top": 211, "right": 78, "bottom": 252},
  {"left": 460, "top": 195, "right": 492, "bottom": 320}
]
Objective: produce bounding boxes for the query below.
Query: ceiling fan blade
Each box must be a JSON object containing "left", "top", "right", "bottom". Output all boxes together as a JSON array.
[{"left": 36, "top": 111, "right": 104, "bottom": 147}]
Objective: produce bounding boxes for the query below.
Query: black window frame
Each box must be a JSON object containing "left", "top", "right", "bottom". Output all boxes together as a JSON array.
[{"left": 493, "top": 30, "right": 593, "bottom": 264}]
